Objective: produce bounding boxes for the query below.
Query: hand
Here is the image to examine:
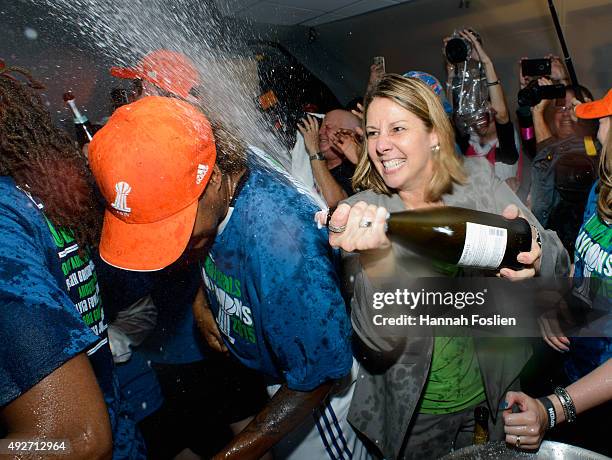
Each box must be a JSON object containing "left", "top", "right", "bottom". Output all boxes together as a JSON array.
[
  {"left": 351, "top": 102, "right": 364, "bottom": 121},
  {"left": 297, "top": 115, "right": 321, "bottom": 155},
  {"left": 546, "top": 54, "right": 569, "bottom": 84},
  {"left": 331, "top": 128, "right": 362, "bottom": 165},
  {"left": 538, "top": 310, "right": 571, "bottom": 352},
  {"left": 518, "top": 57, "right": 531, "bottom": 90},
  {"left": 569, "top": 96, "right": 590, "bottom": 122},
  {"left": 503, "top": 391, "right": 548, "bottom": 450},
  {"left": 193, "top": 292, "right": 228, "bottom": 354},
  {"left": 497, "top": 204, "right": 541, "bottom": 280},
  {"left": 460, "top": 29, "right": 490, "bottom": 64},
  {"left": 368, "top": 62, "right": 385, "bottom": 87},
  {"left": 532, "top": 77, "right": 554, "bottom": 114},
  {"left": 324, "top": 202, "right": 391, "bottom": 252}
]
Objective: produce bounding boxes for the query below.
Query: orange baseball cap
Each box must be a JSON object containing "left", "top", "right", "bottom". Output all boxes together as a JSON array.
[
  {"left": 576, "top": 89, "right": 612, "bottom": 119},
  {"left": 110, "top": 49, "right": 200, "bottom": 99},
  {"left": 89, "top": 96, "right": 216, "bottom": 271}
]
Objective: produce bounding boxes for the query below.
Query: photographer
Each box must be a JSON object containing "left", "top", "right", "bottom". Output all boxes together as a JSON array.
[
  {"left": 523, "top": 57, "right": 599, "bottom": 256},
  {"left": 445, "top": 30, "right": 521, "bottom": 186}
]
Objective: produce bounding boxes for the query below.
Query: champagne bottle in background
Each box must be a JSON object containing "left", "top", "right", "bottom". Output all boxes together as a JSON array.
[
  {"left": 473, "top": 406, "right": 490, "bottom": 445},
  {"left": 386, "top": 206, "right": 532, "bottom": 270},
  {"left": 63, "top": 91, "right": 94, "bottom": 148}
]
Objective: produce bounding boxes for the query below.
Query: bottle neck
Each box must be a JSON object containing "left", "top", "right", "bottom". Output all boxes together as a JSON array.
[{"left": 67, "top": 99, "right": 88, "bottom": 124}]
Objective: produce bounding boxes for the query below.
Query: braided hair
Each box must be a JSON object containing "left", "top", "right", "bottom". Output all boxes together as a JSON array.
[{"left": 0, "top": 61, "right": 102, "bottom": 248}]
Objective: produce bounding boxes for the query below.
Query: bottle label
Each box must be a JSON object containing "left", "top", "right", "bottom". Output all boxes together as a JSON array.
[{"left": 458, "top": 222, "right": 507, "bottom": 269}]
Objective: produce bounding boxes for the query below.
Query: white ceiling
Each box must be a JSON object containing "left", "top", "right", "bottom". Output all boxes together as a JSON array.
[{"left": 212, "top": 0, "right": 414, "bottom": 26}]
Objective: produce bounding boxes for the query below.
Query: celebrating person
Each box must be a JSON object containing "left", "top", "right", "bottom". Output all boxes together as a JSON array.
[
  {"left": 88, "top": 95, "right": 368, "bottom": 460},
  {"left": 514, "top": 88, "right": 612, "bottom": 454},
  {"left": 0, "top": 62, "right": 144, "bottom": 459},
  {"left": 324, "top": 74, "right": 569, "bottom": 459}
]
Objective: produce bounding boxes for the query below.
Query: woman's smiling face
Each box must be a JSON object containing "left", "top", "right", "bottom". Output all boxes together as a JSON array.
[{"left": 365, "top": 96, "right": 438, "bottom": 192}]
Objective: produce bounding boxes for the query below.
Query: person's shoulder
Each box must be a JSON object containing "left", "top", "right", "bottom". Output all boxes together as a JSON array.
[
  {"left": 446, "top": 157, "right": 496, "bottom": 201},
  {"left": 0, "top": 178, "right": 46, "bottom": 234},
  {"left": 343, "top": 189, "right": 391, "bottom": 207},
  {"left": 462, "top": 156, "right": 494, "bottom": 177},
  {"left": 0, "top": 177, "right": 28, "bottom": 203},
  {"left": 243, "top": 159, "right": 320, "bottom": 220}
]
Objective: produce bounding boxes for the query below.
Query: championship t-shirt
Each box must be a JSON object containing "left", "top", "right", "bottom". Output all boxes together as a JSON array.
[
  {"left": 200, "top": 156, "right": 353, "bottom": 391},
  {"left": 565, "top": 183, "right": 612, "bottom": 382},
  {"left": 0, "top": 177, "right": 144, "bottom": 459}
]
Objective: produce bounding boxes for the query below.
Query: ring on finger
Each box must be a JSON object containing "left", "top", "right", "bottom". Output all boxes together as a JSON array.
[
  {"left": 515, "top": 435, "right": 521, "bottom": 448},
  {"left": 328, "top": 223, "right": 347, "bottom": 234},
  {"left": 359, "top": 218, "right": 373, "bottom": 228}
]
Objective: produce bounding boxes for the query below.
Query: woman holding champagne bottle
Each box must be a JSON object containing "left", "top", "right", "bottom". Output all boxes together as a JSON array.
[{"left": 322, "top": 74, "right": 570, "bottom": 459}]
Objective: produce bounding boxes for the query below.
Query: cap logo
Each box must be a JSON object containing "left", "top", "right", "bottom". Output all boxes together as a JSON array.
[
  {"left": 112, "top": 181, "right": 132, "bottom": 214},
  {"left": 146, "top": 70, "right": 158, "bottom": 79},
  {"left": 196, "top": 164, "right": 209, "bottom": 185}
]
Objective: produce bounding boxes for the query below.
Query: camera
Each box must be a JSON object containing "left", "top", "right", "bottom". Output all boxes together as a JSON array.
[
  {"left": 521, "top": 58, "right": 551, "bottom": 77},
  {"left": 517, "top": 80, "right": 566, "bottom": 107},
  {"left": 445, "top": 36, "right": 472, "bottom": 64}
]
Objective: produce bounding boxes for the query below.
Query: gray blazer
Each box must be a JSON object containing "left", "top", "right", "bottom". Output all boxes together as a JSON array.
[{"left": 342, "top": 158, "right": 570, "bottom": 459}]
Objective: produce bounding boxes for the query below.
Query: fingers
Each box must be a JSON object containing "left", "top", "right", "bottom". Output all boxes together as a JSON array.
[
  {"left": 205, "top": 330, "right": 228, "bottom": 353},
  {"left": 351, "top": 102, "right": 364, "bottom": 120},
  {"left": 307, "top": 114, "right": 319, "bottom": 132},
  {"left": 499, "top": 205, "right": 541, "bottom": 277},
  {"left": 538, "top": 77, "right": 553, "bottom": 86},
  {"left": 538, "top": 316, "right": 570, "bottom": 352},
  {"left": 501, "top": 204, "right": 520, "bottom": 220},
  {"left": 329, "top": 203, "right": 351, "bottom": 228},
  {"left": 499, "top": 266, "right": 535, "bottom": 281},
  {"left": 297, "top": 120, "right": 307, "bottom": 135},
  {"left": 505, "top": 434, "right": 541, "bottom": 450},
  {"left": 328, "top": 202, "right": 391, "bottom": 252}
]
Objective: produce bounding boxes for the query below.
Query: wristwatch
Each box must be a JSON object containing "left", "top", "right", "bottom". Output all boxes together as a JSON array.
[{"left": 309, "top": 152, "right": 326, "bottom": 161}]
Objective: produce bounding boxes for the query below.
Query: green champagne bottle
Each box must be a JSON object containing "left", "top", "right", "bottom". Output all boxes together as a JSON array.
[{"left": 386, "top": 207, "right": 532, "bottom": 270}]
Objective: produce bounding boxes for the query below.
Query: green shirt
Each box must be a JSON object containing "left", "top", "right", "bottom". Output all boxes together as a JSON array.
[{"left": 419, "top": 336, "right": 486, "bottom": 414}]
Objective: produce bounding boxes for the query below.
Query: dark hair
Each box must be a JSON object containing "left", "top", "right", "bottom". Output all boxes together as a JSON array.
[
  {"left": 206, "top": 118, "right": 247, "bottom": 176},
  {"left": 0, "top": 66, "right": 102, "bottom": 248}
]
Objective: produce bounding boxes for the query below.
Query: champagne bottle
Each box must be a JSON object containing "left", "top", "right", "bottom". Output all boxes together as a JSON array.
[
  {"left": 473, "top": 406, "right": 490, "bottom": 445},
  {"left": 385, "top": 207, "right": 532, "bottom": 271},
  {"left": 63, "top": 91, "right": 94, "bottom": 148}
]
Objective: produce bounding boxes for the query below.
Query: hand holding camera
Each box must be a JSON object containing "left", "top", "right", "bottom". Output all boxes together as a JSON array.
[
  {"left": 518, "top": 57, "right": 566, "bottom": 107},
  {"left": 444, "top": 28, "right": 484, "bottom": 64}
]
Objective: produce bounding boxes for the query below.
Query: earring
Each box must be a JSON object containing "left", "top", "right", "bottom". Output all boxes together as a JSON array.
[{"left": 431, "top": 144, "right": 441, "bottom": 153}]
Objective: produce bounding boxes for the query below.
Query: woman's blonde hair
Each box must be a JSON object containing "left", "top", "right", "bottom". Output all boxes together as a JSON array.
[
  {"left": 353, "top": 74, "right": 466, "bottom": 201},
  {"left": 597, "top": 118, "right": 612, "bottom": 221}
]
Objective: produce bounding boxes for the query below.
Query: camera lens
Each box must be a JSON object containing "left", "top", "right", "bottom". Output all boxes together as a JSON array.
[{"left": 445, "top": 37, "right": 471, "bottom": 64}]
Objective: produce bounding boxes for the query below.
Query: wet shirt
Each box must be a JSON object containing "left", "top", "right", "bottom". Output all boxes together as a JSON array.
[
  {"left": 0, "top": 177, "right": 144, "bottom": 459},
  {"left": 419, "top": 337, "right": 485, "bottom": 414},
  {"left": 565, "top": 183, "right": 612, "bottom": 382},
  {"left": 200, "top": 157, "right": 352, "bottom": 391}
]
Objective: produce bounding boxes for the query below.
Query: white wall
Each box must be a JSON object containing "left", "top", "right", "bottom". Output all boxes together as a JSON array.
[{"left": 290, "top": 0, "right": 612, "bottom": 109}]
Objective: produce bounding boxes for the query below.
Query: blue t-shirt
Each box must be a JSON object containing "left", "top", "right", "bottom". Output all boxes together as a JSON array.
[
  {"left": 565, "top": 182, "right": 612, "bottom": 381},
  {"left": 200, "top": 157, "right": 352, "bottom": 391},
  {"left": 0, "top": 178, "right": 144, "bottom": 459}
]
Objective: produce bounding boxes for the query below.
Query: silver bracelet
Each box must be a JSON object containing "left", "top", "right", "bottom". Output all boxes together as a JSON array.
[{"left": 554, "top": 387, "right": 577, "bottom": 423}]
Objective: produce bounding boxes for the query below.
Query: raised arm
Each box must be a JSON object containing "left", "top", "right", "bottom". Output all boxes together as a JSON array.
[
  {"left": 461, "top": 29, "right": 509, "bottom": 124},
  {"left": 298, "top": 115, "right": 348, "bottom": 208}
]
